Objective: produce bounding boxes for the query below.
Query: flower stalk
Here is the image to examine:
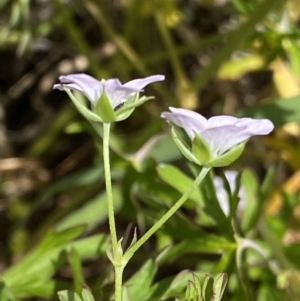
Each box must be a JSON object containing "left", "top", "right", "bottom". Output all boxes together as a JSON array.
[
  {"left": 114, "top": 266, "right": 124, "bottom": 301},
  {"left": 103, "top": 122, "right": 118, "bottom": 255},
  {"left": 103, "top": 123, "right": 124, "bottom": 301},
  {"left": 123, "top": 166, "right": 211, "bottom": 263}
]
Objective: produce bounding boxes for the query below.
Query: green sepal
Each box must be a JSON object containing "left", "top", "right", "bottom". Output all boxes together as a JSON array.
[
  {"left": 202, "top": 275, "right": 214, "bottom": 301},
  {"left": 192, "top": 133, "right": 212, "bottom": 165},
  {"left": 115, "top": 238, "right": 124, "bottom": 266},
  {"left": 116, "top": 95, "right": 153, "bottom": 122},
  {"left": 127, "top": 228, "right": 137, "bottom": 250},
  {"left": 95, "top": 91, "right": 116, "bottom": 123},
  {"left": 64, "top": 88, "right": 103, "bottom": 123},
  {"left": 106, "top": 246, "right": 114, "bottom": 265},
  {"left": 192, "top": 273, "right": 202, "bottom": 298},
  {"left": 185, "top": 282, "right": 196, "bottom": 301},
  {"left": 106, "top": 238, "right": 125, "bottom": 267},
  {"left": 213, "top": 273, "right": 228, "bottom": 301},
  {"left": 171, "top": 127, "right": 199, "bottom": 164},
  {"left": 207, "top": 142, "right": 246, "bottom": 167},
  {"left": 185, "top": 274, "right": 202, "bottom": 301}
]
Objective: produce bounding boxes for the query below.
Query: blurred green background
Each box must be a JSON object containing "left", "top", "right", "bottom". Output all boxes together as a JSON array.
[{"left": 1, "top": 0, "right": 300, "bottom": 300}]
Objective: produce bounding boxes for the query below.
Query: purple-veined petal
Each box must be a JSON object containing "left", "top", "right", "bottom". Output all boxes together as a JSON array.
[
  {"left": 53, "top": 73, "right": 103, "bottom": 103},
  {"left": 124, "top": 75, "right": 165, "bottom": 90}
]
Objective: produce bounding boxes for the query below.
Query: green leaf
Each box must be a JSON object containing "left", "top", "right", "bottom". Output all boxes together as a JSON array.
[
  {"left": 157, "top": 236, "right": 236, "bottom": 264},
  {"left": 240, "top": 169, "right": 259, "bottom": 233},
  {"left": 65, "top": 88, "right": 103, "bottom": 122},
  {"left": 15, "top": 279, "right": 69, "bottom": 299},
  {"left": 56, "top": 188, "right": 122, "bottom": 232},
  {"left": 132, "top": 134, "right": 181, "bottom": 167},
  {"left": 58, "top": 290, "right": 82, "bottom": 301},
  {"left": 157, "top": 164, "right": 204, "bottom": 206},
  {"left": 149, "top": 270, "right": 200, "bottom": 301},
  {"left": 126, "top": 260, "right": 158, "bottom": 301},
  {"left": 2, "top": 231, "right": 106, "bottom": 298},
  {"left": 81, "top": 289, "right": 95, "bottom": 301},
  {"left": 2, "top": 225, "right": 86, "bottom": 286},
  {"left": 22, "top": 166, "right": 105, "bottom": 226},
  {"left": 68, "top": 248, "right": 84, "bottom": 294},
  {"left": 0, "top": 281, "right": 16, "bottom": 301},
  {"left": 38, "top": 225, "right": 87, "bottom": 252},
  {"left": 122, "top": 286, "right": 131, "bottom": 301}
]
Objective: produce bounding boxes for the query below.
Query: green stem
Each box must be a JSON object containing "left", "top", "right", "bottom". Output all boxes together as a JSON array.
[
  {"left": 114, "top": 266, "right": 124, "bottom": 301},
  {"left": 123, "top": 167, "right": 210, "bottom": 263},
  {"left": 103, "top": 123, "right": 118, "bottom": 255}
]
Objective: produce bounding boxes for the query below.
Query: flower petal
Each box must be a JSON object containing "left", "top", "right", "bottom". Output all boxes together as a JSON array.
[
  {"left": 235, "top": 118, "right": 274, "bottom": 135},
  {"left": 53, "top": 73, "right": 103, "bottom": 103},
  {"left": 201, "top": 125, "right": 250, "bottom": 156},
  {"left": 124, "top": 75, "right": 165, "bottom": 90},
  {"left": 208, "top": 115, "right": 239, "bottom": 127},
  {"left": 104, "top": 78, "right": 141, "bottom": 108},
  {"left": 161, "top": 107, "right": 208, "bottom": 139},
  {"left": 162, "top": 107, "right": 274, "bottom": 166}
]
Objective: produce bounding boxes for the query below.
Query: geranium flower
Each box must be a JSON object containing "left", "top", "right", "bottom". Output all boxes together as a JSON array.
[
  {"left": 53, "top": 73, "right": 165, "bottom": 122},
  {"left": 161, "top": 107, "right": 274, "bottom": 167}
]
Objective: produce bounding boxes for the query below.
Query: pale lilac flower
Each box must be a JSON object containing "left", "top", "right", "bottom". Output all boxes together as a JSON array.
[
  {"left": 53, "top": 73, "right": 164, "bottom": 109},
  {"left": 161, "top": 107, "right": 274, "bottom": 167}
]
